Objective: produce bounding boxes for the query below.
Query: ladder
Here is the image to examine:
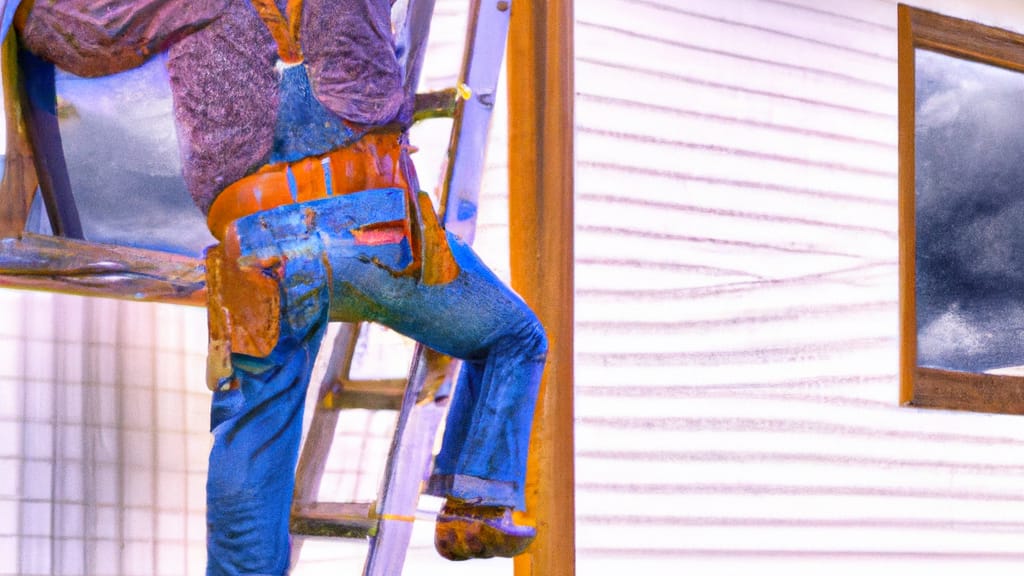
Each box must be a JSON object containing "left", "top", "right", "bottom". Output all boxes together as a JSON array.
[{"left": 287, "top": 1, "right": 512, "bottom": 574}]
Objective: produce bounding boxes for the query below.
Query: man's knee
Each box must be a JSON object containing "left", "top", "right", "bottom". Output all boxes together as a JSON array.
[{"left": 510, "top": 309, "right": 548, "bottom": 364}]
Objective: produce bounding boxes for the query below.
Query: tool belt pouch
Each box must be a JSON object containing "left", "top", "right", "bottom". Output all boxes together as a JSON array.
[
  {"left": 415, "top": 191, "right": 459, "bottom": 286},
  {"left": 204, "top": 236, "right": 282, "bottom": 392}
]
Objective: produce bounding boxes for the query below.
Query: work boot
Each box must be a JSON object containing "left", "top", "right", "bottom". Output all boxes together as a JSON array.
[{"left": 434, "top": 498, "right": 536, "bottom": 561}]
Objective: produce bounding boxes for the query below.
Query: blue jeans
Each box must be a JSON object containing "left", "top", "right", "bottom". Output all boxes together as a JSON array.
[{"left": 205, "top": 191, "right": 547, "bottom": 575}]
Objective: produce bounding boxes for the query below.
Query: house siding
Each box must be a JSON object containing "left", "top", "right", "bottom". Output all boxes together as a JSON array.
[{"left": 573, "top": 0, "right": 1024, "bottom": 573}]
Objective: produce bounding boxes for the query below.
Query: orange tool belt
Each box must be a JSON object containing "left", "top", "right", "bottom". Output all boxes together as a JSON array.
[{"left": 207, "top": 128, "right": 412, "bottom": 241}]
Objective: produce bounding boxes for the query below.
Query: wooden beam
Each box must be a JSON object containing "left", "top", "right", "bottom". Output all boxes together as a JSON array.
[
  {"left": 906, "top": 5, "right": 1024, "bottom": 74},
  {"left": 508, "top": 1, "right": 575, "bottom": 575},
  {"left": 0, "top": 233, "right": 206, "bottom": 305},
  {"left": 912, "top": 367, "right": 1024, "bottom": 415}
]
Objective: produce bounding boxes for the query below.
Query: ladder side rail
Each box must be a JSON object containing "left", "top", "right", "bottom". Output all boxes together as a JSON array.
[
  {"left": 290, "top": 0, "right": 442, "bottom": 525},
  {"left": 288, "top": 0, "right": 444, "bottom": 566},
  {"left": 290, "top": 0, "right": 511, "bottom": 572},
  {"left": 364, "top": 2, "right": 512, "bottom": 574},
  {"left": 438, "top": 0, "right": 510, "bottom": 242},
  {"left": 362, "top": 347, "right": 455, "bottom": 576}
]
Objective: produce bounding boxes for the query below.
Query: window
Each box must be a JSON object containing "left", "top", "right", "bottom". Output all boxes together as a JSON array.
[{"left": 900, "top": 4, "right": 1024, "bottom": 414}]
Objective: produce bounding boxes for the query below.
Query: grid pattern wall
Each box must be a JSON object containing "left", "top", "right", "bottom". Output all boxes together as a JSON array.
[
  {"left": 0, "top": 290, "right": 211, "bottom": 576},
  {"left": 573, "top": 1, "right": 1024, "bottom": 574}
]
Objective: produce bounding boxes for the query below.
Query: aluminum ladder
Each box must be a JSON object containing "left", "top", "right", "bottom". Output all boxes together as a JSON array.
[{"left": 287, "top": 1, "right": 513, "bottom": 574}]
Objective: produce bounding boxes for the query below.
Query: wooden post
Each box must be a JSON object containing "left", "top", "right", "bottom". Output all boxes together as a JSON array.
[
  {"left": 897, "top": 4, "right": 916, "bottom": 407},
  {"left": 0, "top": 34, "right": 39, "bottom": 236},
  {"left": 508, "top": 1, "right": 575, "bottom": 575}
]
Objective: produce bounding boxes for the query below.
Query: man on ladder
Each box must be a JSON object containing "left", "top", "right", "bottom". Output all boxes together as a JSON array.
[{"left": 11, "top": 0, "right": 547, "bottom": 573}]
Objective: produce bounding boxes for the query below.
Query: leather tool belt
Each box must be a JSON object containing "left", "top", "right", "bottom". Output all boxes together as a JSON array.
[{"left": 207, "top": 128, "right": 410, "bottom": 241}]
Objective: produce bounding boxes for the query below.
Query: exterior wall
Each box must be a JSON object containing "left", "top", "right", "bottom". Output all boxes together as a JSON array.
[
  {"left": 573, "top": 0, "right": 1024, "bottom": 574},
  {"left": 0, "top": 291, "right": 212, "bottom": 575}
]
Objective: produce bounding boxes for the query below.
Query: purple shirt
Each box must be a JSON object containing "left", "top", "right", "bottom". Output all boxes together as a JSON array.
[{"left": 19, "top": 0, "right": 405, "bottom": 213}]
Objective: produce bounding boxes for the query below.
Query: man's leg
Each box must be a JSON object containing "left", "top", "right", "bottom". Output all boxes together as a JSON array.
[
  {"left": 427, "top": 346, "right": 546, "bottom": 560},
  {"left": 221, "top": 195, "right": 547, "bottom": 562},
  {"left": 205, "top": 245, "right": 329, "bottom": 576},
  {"left": 328, "top": 233, "right": 547, "bottom": 559},
  {"left": 206, "top": 320, "right": 327, "bottom": 576},
  {"left": 426, "top": 316, "right": 547, "bottom": 509}
]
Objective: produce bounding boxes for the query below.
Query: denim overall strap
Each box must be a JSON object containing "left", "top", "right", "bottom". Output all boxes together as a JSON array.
[
  {"left": 249, "top": 0, "right": 304, "bottom": 64},
  {"left": 249, "top": 0, "right": 362, "bottom": 163}
]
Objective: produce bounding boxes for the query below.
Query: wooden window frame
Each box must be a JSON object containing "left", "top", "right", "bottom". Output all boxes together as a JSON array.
[{"left": 899, "top": 4, "right": 1024, "bottom": 414}]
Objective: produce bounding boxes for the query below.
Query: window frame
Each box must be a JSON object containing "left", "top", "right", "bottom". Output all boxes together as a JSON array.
[{"left": 899, "top": 4, "right": 1024, "bottom": 414}]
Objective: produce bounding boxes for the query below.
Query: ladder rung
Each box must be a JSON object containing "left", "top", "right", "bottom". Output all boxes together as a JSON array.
[
  {"left": 320, "top": 378, "right": 407, "bottom": 411},
  {"left": 290, "top": 502, "right": 378, "bottom": 539},
  {"left": 413, "top": 88, "right": 458, "bottom": 122}
]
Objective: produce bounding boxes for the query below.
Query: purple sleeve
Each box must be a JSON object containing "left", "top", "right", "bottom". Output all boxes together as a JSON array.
[
  {"left": 18, "top": 0, "right": 228, "bottom": 77},
  {"left": 302, "top": 0, "right": 405, "bottom": 125}
]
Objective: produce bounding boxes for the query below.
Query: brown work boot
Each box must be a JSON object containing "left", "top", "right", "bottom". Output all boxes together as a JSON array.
[{"left": 434, "top": 498, "right": 536, "bottom": 561}]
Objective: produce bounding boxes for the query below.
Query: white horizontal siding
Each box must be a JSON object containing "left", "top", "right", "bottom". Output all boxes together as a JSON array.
[{"left": 575, "top": 0, "right": 1024, "bottom": 574}]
